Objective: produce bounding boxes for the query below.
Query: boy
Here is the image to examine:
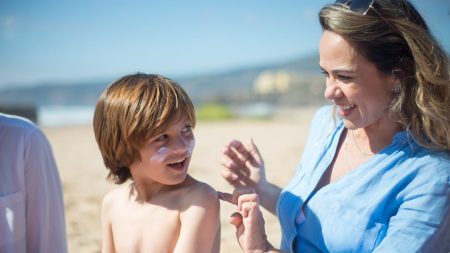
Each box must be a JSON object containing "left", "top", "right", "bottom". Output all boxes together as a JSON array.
[{"left": 93, "top": 73, "right": 220, "bottom": 253}]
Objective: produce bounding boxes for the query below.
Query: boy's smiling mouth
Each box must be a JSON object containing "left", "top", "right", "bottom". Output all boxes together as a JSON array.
[{"left": 167, "top": 158, "right": 187, "bottom": 170}]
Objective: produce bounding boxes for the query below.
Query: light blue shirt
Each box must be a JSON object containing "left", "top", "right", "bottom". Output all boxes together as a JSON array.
[{"left": 277, "top": 106, "right": 450, "bottom": 253}]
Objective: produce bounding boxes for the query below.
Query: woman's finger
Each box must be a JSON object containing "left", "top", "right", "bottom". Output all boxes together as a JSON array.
[
  {"left": 227, "top": 140, "right": 253, "bottom": 165},
  {"left": 221, "top": 156, "right": 246, "bottom": 176},
  {"left": 241, "top": 201, "right": 258, "bottom": 218},
  {"left": 246, "top": 138, "right": 263, "bottom": 165},
  {"left": 217, "top": 191, "right": 235, "bottom": 204},
  {"left": 222, "top": 144, "right": 252, "bottom": 184},
  {"left": 220, "top": 168, "right": 238, "bottom": 183},
  {"left": 237, "top": 192, "right": 259, "bottom": 212},
  {"left": 229, "top": 211, "right": 243, "bottom": 227}
]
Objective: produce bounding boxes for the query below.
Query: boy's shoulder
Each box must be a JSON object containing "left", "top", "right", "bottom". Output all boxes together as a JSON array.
[
  {"left": 102, "top": 186, "right": 130, "bottom": 208},
  {"left": 178, "top": 176, "right": 219, "bottom": 207},
  {"left": 183, "top": 176, "right": 218, "bottom": 197}
]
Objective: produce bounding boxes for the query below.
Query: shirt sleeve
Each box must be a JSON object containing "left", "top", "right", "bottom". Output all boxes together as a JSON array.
[
  {"left": 24, "top": 129, "right": 68, "bottom": 253},
  {"left": 373, "top": 163, "right": 450, "bottom": 253}
]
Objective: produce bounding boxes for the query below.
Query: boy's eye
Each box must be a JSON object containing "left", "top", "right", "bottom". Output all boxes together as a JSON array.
[
  {"left": 320, "top": 70, "right": 329, "bottom": 77},
  {"left": 155, "top": 134, "right": 168, "bottom": 142},
  {"left": 182, "top": 125, "right": 193, "bottom": 134}
]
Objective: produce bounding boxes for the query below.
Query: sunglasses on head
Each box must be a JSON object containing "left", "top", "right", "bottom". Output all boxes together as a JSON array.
[
  {"left": 335, "top": 0, "right": 375, "bottom": 15},
  {"left": 335, "top": 0, "right": 400, "bottom": 33}
]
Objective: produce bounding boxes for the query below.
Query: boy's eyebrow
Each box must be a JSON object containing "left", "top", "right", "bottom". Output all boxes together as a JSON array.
[
  {"left": 150, "top": 127, "right": 166, "bottom": 137},
  {"left": 176, "top": 118, "right": 192, "bottom": 124}
]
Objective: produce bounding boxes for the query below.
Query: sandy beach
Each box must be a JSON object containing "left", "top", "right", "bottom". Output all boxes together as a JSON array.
[{"left": 43, "top": 106, "right": 318, "bottom": 253}]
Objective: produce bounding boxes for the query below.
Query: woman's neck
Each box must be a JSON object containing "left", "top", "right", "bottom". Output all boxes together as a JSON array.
[{"left": 352, "top": 121, "right": 402, "bottom": 154}]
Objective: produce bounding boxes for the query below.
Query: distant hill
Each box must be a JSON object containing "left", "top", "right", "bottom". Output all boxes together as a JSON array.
[
  {"left": 179, "top": 54, "right": 321, "bottom": 104},
  {"left": 0, "top": 54, "right": 323, "bottom": 107},
  {"left": 0, "top": 80, "right": 109, "bottom": 107}
]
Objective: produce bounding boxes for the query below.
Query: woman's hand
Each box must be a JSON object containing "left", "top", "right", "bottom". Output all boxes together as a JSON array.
[
  {"left": 221, "top": 138, "right": 267, "bottom": 192},
  {"left": 219, "top": 192, "right": 275, "bottom": 253},
  {"left": 221, "top": 138, "right": 281, "bottom": 214}
]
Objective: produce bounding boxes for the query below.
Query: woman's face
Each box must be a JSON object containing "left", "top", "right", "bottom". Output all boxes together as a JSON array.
[{"left": 319, "top": 30, "right": 398, "bottom": 131}]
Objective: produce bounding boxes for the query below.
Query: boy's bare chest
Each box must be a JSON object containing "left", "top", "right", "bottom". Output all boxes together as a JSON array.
[{"left": 111, "top": 204, "right": 181, "bottom": 253}]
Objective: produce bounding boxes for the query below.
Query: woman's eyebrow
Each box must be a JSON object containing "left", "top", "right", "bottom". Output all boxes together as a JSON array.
[{"left": 320, "top": 66, "right": 356, "bottom": 74}]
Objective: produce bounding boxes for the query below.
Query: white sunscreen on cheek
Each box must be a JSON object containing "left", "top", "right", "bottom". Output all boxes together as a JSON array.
[
  {"left": 187, "top": 139, "right": 195, "bottom": 156},
  {"left": 150, "top": 147, "right": 170, "bottom": 163},
  {"left": 149, "top": 139, "right": 195, "bottom": 163}
]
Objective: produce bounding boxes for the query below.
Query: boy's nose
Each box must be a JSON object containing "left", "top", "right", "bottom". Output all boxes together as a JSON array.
[{"left": 172, "top": 137, "right": 189, "bottom": 154}]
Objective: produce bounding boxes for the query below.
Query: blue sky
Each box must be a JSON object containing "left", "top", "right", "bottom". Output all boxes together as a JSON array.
[{"left": 0, "top": 0, "right": 449, "bottom": 88}]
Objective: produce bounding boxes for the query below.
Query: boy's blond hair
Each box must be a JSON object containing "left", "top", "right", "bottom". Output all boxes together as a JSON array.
[{"left": 93, "top": 73, "right": 196, "bottom": 184}]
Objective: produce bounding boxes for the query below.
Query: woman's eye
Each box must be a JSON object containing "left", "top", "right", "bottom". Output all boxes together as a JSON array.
[
  {"left": 320, "top": 70, "right": 329, "bottom": 77},
  {"left": 338, "top": 75, "right": 353, "bottom": 81}
]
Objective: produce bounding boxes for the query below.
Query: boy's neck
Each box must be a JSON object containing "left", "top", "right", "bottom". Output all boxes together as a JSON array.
[{"left": 129, "top": 175, "right": 192, "bottom": 202}]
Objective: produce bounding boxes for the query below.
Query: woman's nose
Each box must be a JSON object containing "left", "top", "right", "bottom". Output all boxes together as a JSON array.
[{"left": 324, "top": 80, "right": 342, "bottom": 100}]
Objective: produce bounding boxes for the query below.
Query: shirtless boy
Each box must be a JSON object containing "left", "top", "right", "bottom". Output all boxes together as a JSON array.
[{"left": 93, "top": 73, "right": 220, "bottom": 253}]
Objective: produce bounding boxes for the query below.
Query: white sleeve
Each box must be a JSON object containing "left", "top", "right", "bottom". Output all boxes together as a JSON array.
[{"left": 24, "top": 129, "right": 67, "bottom": 253}]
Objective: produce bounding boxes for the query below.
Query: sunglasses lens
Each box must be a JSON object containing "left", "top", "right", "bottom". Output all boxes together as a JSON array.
[{"left": 350, "top": 0, "right": 374, "bottom": 13}]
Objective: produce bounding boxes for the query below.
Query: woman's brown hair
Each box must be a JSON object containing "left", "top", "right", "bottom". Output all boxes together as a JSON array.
[{"left": 320, "top": 0, "right": 450, "bottom": 151}]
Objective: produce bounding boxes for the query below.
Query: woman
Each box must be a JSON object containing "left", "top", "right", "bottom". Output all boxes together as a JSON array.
[{"left": 219, "top": 0, "right": 450, "bottom": 252}]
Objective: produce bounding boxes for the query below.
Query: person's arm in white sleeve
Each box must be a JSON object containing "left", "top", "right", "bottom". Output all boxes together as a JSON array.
[{"left": 24, "top": 129, "right": 67, "bottom": 253}]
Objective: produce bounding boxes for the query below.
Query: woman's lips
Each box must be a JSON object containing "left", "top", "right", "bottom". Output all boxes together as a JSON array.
[{"left": 339, "top": 104, "right": 356, "bottom": 117}]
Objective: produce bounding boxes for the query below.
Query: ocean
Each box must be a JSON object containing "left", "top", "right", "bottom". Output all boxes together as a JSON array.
[{"left": 39, "top": 105, "right": 95, "bottom": 127}]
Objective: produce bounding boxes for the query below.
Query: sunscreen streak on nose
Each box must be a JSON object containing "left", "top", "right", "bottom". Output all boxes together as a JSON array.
[{"left": 151, "top": 147, "right": 170, "bottom": 163}]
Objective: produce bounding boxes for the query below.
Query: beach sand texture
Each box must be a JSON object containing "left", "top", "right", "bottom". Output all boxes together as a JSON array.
[{"left": 43, "top": 106, "right": 318, "bottom": 253}]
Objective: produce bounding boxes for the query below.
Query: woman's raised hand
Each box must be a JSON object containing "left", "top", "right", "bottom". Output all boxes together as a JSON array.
[{"left": 221, "top": 138, "right": 267, "bottom": 192}]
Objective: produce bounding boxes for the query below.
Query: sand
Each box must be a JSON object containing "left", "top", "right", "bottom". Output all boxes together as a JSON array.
[{"left": 43, "top": 106, "right": 318, "bottom": 253}]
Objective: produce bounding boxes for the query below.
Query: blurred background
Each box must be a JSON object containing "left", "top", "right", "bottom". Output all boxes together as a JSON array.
[
  {"left": 1, "top": 0, "right": 449, "bottom": 125},
  {"left": 1, "top": 1, "right": 449, "bottom": 252}
]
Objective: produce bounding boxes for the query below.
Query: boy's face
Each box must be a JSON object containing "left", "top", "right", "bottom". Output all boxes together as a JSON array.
[{"left": 129, "top": 118, "right": 195, "bottom": 186}]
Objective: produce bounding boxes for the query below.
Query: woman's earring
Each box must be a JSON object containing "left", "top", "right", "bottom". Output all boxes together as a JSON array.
[
  {"left": 391, "top": 69, "right": 402, "bottom": 93},
  {"left": 391, "top": 85, "right": 401, "bottom": 93}
]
